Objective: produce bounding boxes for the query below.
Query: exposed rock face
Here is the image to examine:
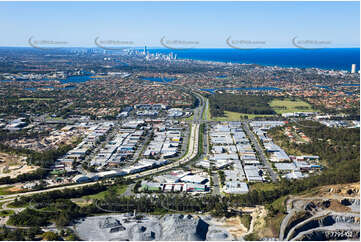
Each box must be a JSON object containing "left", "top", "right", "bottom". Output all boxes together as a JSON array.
[
  {"left": 290, "top": 214, "right": 360, "bottom": 240},
  {"left": 196, "top": 218, "right": 210, "bottom": 240},
  {"left": 300, "top": 230, "right": 360, "bottom": 241},
  {"left": 280, "top": 184, "right": 360, "bottom": 241}
]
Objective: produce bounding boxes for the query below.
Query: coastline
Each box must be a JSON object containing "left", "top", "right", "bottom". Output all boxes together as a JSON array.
[{"left": 147, "top": 48, "right": 360, "bottom": 72}]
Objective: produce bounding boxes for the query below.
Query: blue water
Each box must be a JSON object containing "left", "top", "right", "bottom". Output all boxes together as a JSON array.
[
  {"left": 24, "top": 87, "right": 37, "bottom": 91},
  {"left": 340, "top": 84, "right": 359, "bottom": 86},
  {"left": 59, "top": 75, "right": 93, "bottom": 84},
  {"left": 314, "top": 85, "right": 337, "bottom": 91},
  {"left": 140, "top": 77, "right": 176, "bottom": 83},
  {"left": 201, "top": 86, "right": 282, "bottom": 94},
  {"left": 148, "top": 48, "right": 360, "bottom": 71},
  {"left": 2, "top": 75, "right": 93, "bottom": 84}
]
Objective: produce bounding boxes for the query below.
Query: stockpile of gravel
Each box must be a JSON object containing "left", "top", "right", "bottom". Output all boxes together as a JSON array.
[
  {"left": 75, "top": 215, "right": 161, "bottom": 241},
  {"left": 160, "top": 214, "right": 209, "bottom": 240},
  {"left": 349, "top": 199, "right": 360, "bottom": 212},
  {"left": 75, "top": 213, "right": 233, "bottom": 241},
  {"left": 129, "top": 222, "right": 162, "bottom": 241},
  {"left": 207, "top": 231, "right": 229, "bottom": 240}
]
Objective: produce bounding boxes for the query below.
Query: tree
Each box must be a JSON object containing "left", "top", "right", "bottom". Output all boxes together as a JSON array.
[
  {"left": 55, "top": 213, "right": 71, "bottom": 227},
  {"left": 42, "top": 231, "right": 61, "bottom": 241},
  {"left": 28, "top": 226, "right": 42, "bottom": 240}
]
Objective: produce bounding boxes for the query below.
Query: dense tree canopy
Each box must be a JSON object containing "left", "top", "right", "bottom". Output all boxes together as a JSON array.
[{"left": 208, "top": 94, "right": 276, "bottom": 117}]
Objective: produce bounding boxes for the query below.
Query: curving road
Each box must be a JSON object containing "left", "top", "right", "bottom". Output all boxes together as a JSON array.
[{"left": 0, "top": 89, "right": 206, "bottom": 203}]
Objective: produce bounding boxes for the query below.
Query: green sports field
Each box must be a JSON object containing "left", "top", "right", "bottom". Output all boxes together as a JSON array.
[
  {"left": 19, "top": 97, "right": 54, "bottom": 101},
  {"left": 269, "top": 99, "right": 316, "bottom": 114},
  {"left": 212, "top": 111, "right": 275, "bottom": 121}
]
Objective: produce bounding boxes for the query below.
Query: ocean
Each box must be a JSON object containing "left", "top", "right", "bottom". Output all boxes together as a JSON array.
[{"left": 148, "top": 48, "right": 360, "bottom": 71}]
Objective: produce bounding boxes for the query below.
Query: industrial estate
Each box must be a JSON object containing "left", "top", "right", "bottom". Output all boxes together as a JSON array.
[{"left": 0, "top": 2, "right": 360, "bottom": 241}]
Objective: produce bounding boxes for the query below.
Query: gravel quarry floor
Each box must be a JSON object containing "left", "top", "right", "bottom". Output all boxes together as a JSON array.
[{"left": 75, "top": 213, "right": 234, "bottom": 241}]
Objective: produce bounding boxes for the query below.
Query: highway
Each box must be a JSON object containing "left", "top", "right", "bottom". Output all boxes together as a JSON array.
[
  {"left": 197, "top": 95, "right": 221, "bottom": 196},
  {"left": 0, "top": 90, "right": 206, "bottom": 202},
  {"left": 0, "top": 181, "right": 99, "bottom": 202},
  {"left": 0, "top": 86, "right": 210, "bottom": 203},
  {"left": 126, "top": 123, "right": 200, "bottom": 179},
  {"left": 242, "top": 121, "right": 278, "bottom": 182},
  {"left": 0, "top": 123, "right": 201, "bottom": 202}
]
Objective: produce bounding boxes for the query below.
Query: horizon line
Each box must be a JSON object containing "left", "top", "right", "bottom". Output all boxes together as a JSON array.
[{"left": 0, "top": 46, "right": 359, "bottom": 49}]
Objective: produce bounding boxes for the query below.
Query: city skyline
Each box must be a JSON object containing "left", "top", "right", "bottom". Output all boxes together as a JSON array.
[{"left": 0, "top": 2, "right": 359, "bottom": 240}]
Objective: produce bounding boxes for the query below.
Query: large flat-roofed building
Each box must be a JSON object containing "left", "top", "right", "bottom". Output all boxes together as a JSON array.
[
  {"left": 153, "top": 174, "right": 179, "bottom": 184},
  {"left": 275, "top": 163, "right": 297, "bottom": 171},
  {"left": 180, "top": 174, "right": 208, "bottom": 184},
  {"left": 73, "top": 175, "right": 91, "bottom": 183},
  {"left": 264, "top": 142, "right": 282, "bottom": 152},
  {"left": 236, "top": 144, "right": 253, "bottom": 153},
  {"left": 173, "top": 184, "right": 184, "bottom": 192},
  {"left": 270, "top": 150, "right": 290, "bottom": 162},
  {"left": 224, "top": 169, "right": 246, "bottom": 182},
  {"left": 211, "top": 153, "right": 239, "bottom": 161},
  {"left": 244, "top": 166, "right": 263, "bottom": 182},
  {"left": 186, "top": 184, "right": 207, "bottom": 192},
  {"left": 164, "top": 184, "right": 173, "bottom": 192},
  {"left": 212, "top": 145, "right": 237, "bottom": 154},
  {"left": 214, "top": 159, "right": 234, "bottom": 169},
  {"left": 249, "top": 121, "right": 285, "bottom": 130},
  {"left": 223, "top": 181, "right": 249, "bottom": 194},
  {"left": 196, "top": 160, "right": 210, "bottom": 169},
  {"left": 284, "top": 170, "right": 309, "bottom": 180},
  {"left": 244, "top": 159, "right": 261, "bottom": 166},
  {"left": 97, "top": 170, "right": 127, "bottom": 178}
]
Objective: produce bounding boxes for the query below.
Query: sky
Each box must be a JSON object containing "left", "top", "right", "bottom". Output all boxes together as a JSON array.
[{"left": 0, "top": 1, "right": 359, "bottom": 48}]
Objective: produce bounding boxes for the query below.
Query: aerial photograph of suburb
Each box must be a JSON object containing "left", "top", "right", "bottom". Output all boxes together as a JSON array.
[{"left": 0, "top": 0, "right": 359, "bottom": 241}]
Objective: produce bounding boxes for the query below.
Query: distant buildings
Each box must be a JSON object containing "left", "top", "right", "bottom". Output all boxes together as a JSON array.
[
  {"left": 351, "top": 64, "right": 356, "bottom": 74},
  {"left": 5, "top": 118, "right": 27, "bottom": 131},
  {"left": 167, "top": 108, "right": 184, "bottom": 118}
]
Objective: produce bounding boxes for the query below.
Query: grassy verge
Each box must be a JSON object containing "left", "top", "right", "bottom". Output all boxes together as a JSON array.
[
  {"left": 205, "top": 99, "right": 211, "bottom": 121},
  {"left": 0, "top": 210, "right": 14, "bottom": 216},
  {"left": 208, "top": 97, "right": 316, "bottom": 121},
  {"left": 0, "top": 201, "right": 5, "bottom": 209},
  {"left": 0, "top": 186, "right": 18, "bottom": 195},
  {"left": 211, "top": 111, "right": 276, "bottom": 121},
  {"left": 269, "top": 98, "right": 316, "bottom": 114},
  {"left": 19, "top": 98, "right": 54, "bottom": 101},
  {"left": 80, "top": 185, "right": 127, "bottom": 200},
  {"left": 6, "top": 202, "right": 28, "bottom": 208},
  {"left": 250, "top": 182, "right": 279, "bottom": 192},
  {"left": 183, "top": 114, "right": 194, "bottom": 121}
]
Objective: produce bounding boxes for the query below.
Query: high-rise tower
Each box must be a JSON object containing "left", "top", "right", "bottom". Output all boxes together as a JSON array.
[{"left": 351, "top": 64, "right": 356, "bottom": 73}]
